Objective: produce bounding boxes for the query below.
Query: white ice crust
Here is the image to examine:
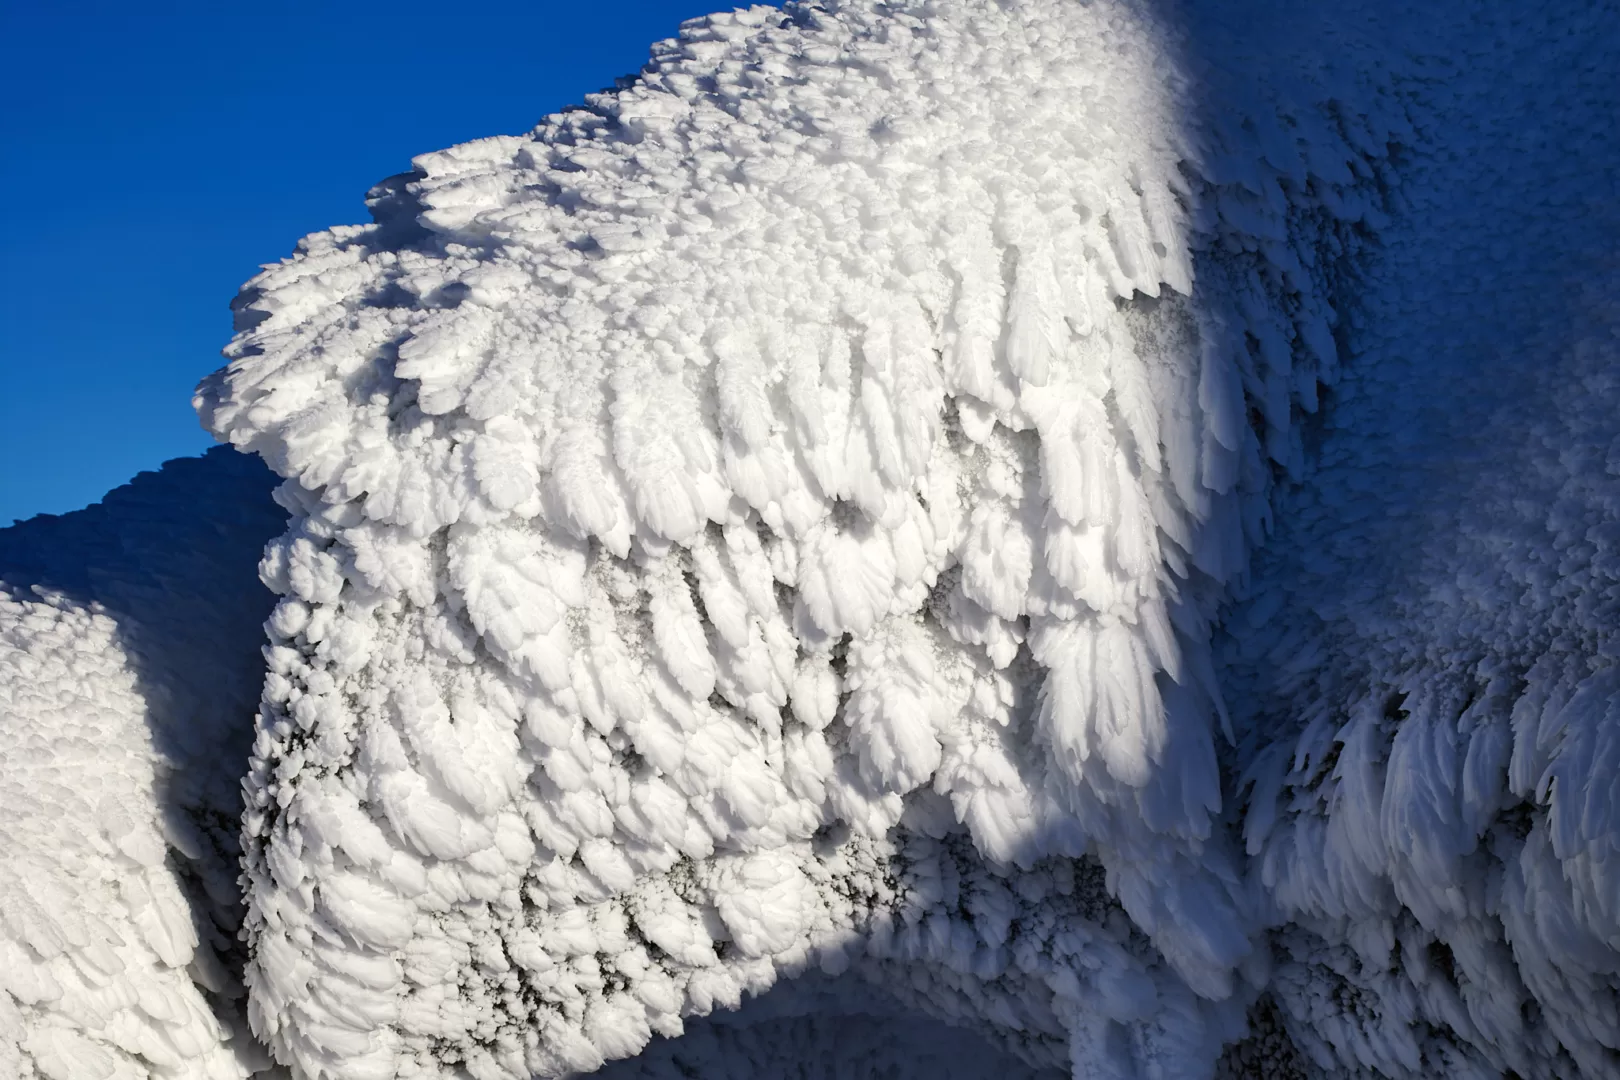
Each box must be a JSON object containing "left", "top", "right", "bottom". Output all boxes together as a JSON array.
[
  {"left": 1219, "top": 3, "right": 1620, "bottom": 1075},
  {"left": 0, "top": 453, "right": 286, "bottom": 1079},
  {"left": 3, "top": 0, "right": 1617, "bottom": 1077},
  {"left": 0, "top": 593, "right": 245, "bottom": 1080},
  {"left": 195, "top": 1, "right": 1397, "bottom": 1076}
]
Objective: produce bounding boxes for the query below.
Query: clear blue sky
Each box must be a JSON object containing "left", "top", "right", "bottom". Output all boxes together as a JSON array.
[{"left": 0, "top": 1, "right": 773, "bottom": 525}]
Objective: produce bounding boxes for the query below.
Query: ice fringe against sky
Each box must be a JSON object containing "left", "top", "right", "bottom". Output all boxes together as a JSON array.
[{"left": 1, "top": 0, "right": 1618, "bottom": 1078}]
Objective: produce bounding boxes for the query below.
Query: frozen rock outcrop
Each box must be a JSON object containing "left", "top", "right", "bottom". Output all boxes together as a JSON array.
[
  {"left": 0, "top": 450, "right": 285, "bottom": 1079},
  {"left": 1221, "top": 4, "right": 1620, "bottom": 1074},
  {"left": 3, "top": 0, "right": 1617, "bottom": 1077},
  {"left": 195, "top": 1, "right": 1402, "bottom": 1076}
]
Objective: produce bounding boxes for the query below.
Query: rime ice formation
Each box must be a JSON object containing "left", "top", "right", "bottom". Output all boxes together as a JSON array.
[
  {"left": 0, "top": 451, "right": 286, "bottom": 1079},
  {"left": 591, "top": 972, "right": 1067, "bottom": 1079},
  {"left": 1219, "top": 4, "right": 1620, "bottom": 1076},
  {"left": 3, "top": 0, "right": 1618, "bottom": 1078},
  {"left": 194, "top": 0, "right": 1406, "bottom": 1076}
]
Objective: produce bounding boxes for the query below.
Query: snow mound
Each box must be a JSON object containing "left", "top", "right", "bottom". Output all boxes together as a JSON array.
[
  {"left": 0, "top": 451, "right": 285, "bottom": 1079},
  {"left": 196, "top": 0, "right": 1404, "bottom": 1076}
]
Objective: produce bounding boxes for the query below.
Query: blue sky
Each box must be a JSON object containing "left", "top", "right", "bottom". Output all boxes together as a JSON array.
[{"left": 0, "top": 1, "right": 772, "bottom": 525}]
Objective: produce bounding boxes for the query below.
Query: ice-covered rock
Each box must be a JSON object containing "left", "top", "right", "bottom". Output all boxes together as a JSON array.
[
  {"left": 1221, "top": 4, "right": 1620, "bottom": 1074},
  {"left": 3, "top": 0, "right": 1617, "bottom": 1077},
  {"left": 0, "top": 450, "right": 286, "bottom": 1079},
  {"left": 195, "top": 1, "right": 1402, "bottom": 1076}
]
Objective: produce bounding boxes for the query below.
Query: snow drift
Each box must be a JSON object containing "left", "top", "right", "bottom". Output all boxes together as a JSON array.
[{"left": 3, "top": 0, "right": 1618, "bottom": 1077}]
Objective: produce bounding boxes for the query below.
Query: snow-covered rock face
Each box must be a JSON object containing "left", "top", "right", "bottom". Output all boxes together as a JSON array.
[
  {"left": 195, "top": 1, "right": 1405, "bottom": 1076},
  {"left": 1, "top": 1, "right": 1614, "bottom": 1078},
  {"left": 592, "top": 971, "right": 1068, "bottom": 1079},
  {"left": 1221, "top": 5, "right": 1620, "bottom": 1075},
  {"left": 0, "top": 451, "right": 285, "bottom": 1080},
  {"left": 0, "top": 594, "right": 224, "bottom": 1080}
]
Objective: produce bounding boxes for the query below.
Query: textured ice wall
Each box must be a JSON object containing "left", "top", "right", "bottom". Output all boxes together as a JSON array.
[
  {"left": 1221, "top": 3, "right": 1620, "bottom": 1075},
  {"left": 0, "top": 450, "right": 285, "bottom": 1079},
  {"left": 591, "top": 971, "right": 1067, "bottom": 1079},
  {"left": 4, "top": 1, "right": 1617, "bottom": 1078},
  {"left": 195, "top": 0, "right": 1404, "bottom": 1076}
]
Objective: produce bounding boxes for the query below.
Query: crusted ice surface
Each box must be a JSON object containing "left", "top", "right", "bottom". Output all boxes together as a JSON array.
[
  {"left": 1220, "top": 3, "right": 1620, "bottom": 1076},
  {"left": 591, "top": 970, "right": 1068, "bottom": 1079},
  {"left": 0, "top": 0, "right": 1608, "bottom": 1078},
  {"left": 0, "top": 450, "right": 286, "bottom": 1079},
  {"left": 194, "top": 0, "right": 1403, "bottom": 1076}
]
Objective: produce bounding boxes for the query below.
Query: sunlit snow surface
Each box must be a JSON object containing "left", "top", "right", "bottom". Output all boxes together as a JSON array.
[{"left": 3, "top": 0, "right": 1618, "bottom": 1077}]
